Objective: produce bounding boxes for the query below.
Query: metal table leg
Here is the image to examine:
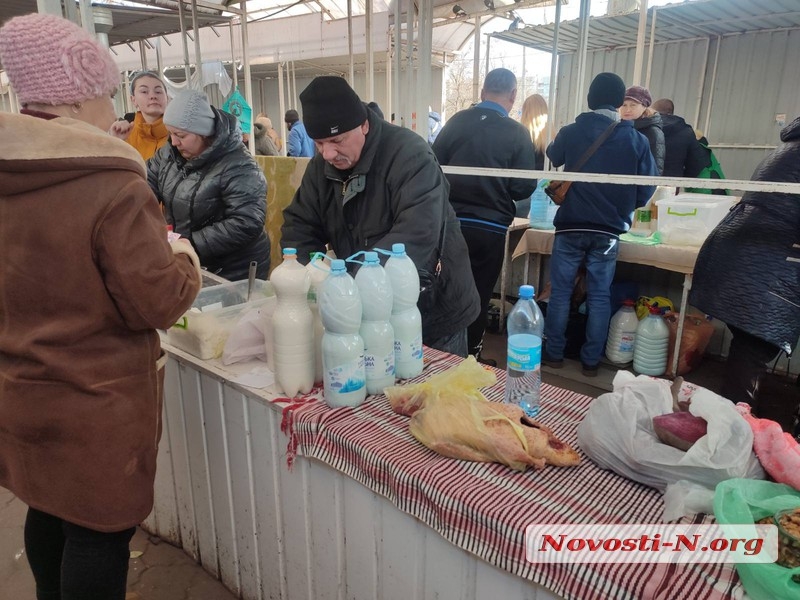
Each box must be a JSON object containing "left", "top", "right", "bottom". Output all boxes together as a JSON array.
[{"left": 672, "top": 273, "right": 692, "bottom": 377}]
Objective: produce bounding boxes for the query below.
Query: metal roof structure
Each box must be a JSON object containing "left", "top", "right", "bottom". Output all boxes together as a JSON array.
[{"left": 491, "top": 0, "right": 800, "bottom": 53}]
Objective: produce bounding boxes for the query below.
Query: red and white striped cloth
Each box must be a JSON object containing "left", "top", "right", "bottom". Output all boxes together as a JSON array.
[{"left": 282, "top": 348, "right": 744, "bottom": 600}]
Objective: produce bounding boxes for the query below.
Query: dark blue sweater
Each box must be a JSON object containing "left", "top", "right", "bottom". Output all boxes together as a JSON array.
[{"left": 547, "top": 112, "right": 657, "bottom": 235}]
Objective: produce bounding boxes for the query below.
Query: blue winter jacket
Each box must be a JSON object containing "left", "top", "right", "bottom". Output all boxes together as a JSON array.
[
  {"left": 287, "top": 121, "right": 315, "bottom": 157},
  {"left": 547, "top": 111, "right": 657, "bottom": 235}
]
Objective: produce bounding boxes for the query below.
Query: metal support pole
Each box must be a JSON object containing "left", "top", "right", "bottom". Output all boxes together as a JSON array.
[
  {"left": 278, "top": 62, "right": 287, "bottom": 155},
  {"left": 392, "top": 1, "right": 401, "bottom": 123},
  {"left": 547, "top": 0, "right": 561, "bottom": 168},
  {"left": 632, "top": 0, "right": 648, "bottom": 86},
  {"left": 645, "top": 7, "right": 657, "bottom": 89},
  {"left": 416, "top": 0, "right": 433, "bottom": 141},
  {"left": 139, "top": 40, "right": 149, "bottom": 70},
  {"left": 572, "top": 0, "right": 591, "bottom": 120},
  {"left": 347, "top": 0, "right": 355, "bottom": 85},
  {"left": 472, "top": 16, "right": 481, "bottom": 104},
  {"left": 405, "top": 0, "right": 415, "bottom": 130},
  {"left": 484, "top": 35, "right": 491, "bottom": 79},
  {"left": 177, "top": 1, "right": 192, "bottom": 84},
  {"left": 36, "top": 0, "right": 61, "bottom": 17},
  {"left": 240, "top": 1, "right": 255, "bottom": 153},
  {"left": 366, "top": 0, "right": 374, "bottom": 102},
  {"left": 191, "top": 0, "right": 203, "bottom": 83},
  {"left": 229, "top": 21, "right": 238, "bottom": 90}
]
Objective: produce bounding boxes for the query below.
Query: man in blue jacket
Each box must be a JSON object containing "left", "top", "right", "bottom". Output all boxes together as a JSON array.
[
  {"left": 544, "top": 72, "right": 657, "bottom": 376},
  {"left": 285, "top": 109, "right": 315, "bottom": 157}
]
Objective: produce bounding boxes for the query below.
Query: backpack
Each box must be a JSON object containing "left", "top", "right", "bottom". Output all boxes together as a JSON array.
[{"left": 686, "top": 140, "right": 729, "bottom": 195}]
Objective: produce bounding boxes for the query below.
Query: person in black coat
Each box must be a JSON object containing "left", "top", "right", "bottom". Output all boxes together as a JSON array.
[
  {"left": 690, "top": 115, "right": 800, "bottom": 408},
  {"left": 621, "top": 86, "right": 665, "bottom": 175},
  {"left": 651, "top": 98, "right": 708, "bottom": 178}
]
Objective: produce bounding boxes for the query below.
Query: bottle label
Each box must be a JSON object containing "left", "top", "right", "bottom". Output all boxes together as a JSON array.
[
  {"left": 365, "top": 350, "right": 395, "bottom": 379},
  {"left": 394, "top": 335, "right": 423, "bottom": 363},
  {"left": 325, "top": 356, "right": 366, "bottom": 394},
  {"left": 619, "top": 333, "right": 636, "bottom": 353},
  {"left": 507, "top": 334, "right": 542, "bottom": 371}
]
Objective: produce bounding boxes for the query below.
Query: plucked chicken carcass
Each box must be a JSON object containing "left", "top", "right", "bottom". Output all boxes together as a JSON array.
[{"left": 386, "top": 357, "right": 580, "bottom": 472}]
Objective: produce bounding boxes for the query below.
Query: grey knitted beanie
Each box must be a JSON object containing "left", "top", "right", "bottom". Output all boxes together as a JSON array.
[{"left": 163, "top": 89, "right": 216, "bottom": 136}]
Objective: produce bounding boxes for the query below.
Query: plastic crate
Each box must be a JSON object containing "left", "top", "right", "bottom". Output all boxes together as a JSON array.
[{"left": 656, "top": 193, "right": 737, "bottom": 246}]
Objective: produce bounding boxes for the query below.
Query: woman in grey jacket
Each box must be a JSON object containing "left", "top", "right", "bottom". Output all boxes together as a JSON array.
[
  {"left": 148, "top": 89, "right": 270, "bottom": 280},
  {"left": 621, "top": 86, "right": 665, "bottom": 175}
]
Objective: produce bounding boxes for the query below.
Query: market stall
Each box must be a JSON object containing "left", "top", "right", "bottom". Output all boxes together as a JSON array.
[{"left": 143, "top": 344, "right": 744, "bottom": 600}]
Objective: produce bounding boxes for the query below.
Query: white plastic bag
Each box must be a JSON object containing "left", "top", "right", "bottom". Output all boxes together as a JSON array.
[
  {"left": 222, "top": 297, "right": 276, "bottom": 365},
  {"left": 577, "top": 371, "right": 764, "bottom": 516}
]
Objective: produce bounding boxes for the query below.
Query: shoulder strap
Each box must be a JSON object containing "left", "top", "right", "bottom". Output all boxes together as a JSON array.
[{"left": 571, "top": 121, "right": 618, "bottom": 173}]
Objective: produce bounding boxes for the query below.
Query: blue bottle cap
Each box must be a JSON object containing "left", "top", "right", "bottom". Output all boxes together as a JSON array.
[
  {"left": 364, "top": 251, "right": 380, "bottom": 264},
  {"left": 283, "top": 247, "right": 297, "bottom": 256},
  {"left": 330, "top": 259, "right": 347, "bottom": 272},
  {"left": 518, "top": 285, "right": 535, "bottom": 299},
  {"left": 391, "top": 243, "right": 406, "bottom": 255}
]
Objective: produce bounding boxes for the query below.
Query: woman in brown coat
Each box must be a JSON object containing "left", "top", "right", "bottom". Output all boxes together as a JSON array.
[{"left": 0, "top": 13, "right": 202, "bottom": 599}]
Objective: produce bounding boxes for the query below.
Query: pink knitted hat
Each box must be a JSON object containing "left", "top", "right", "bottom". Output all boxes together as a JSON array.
[{"left": 0, "top": 13, "right": 119, "bottom": 106}]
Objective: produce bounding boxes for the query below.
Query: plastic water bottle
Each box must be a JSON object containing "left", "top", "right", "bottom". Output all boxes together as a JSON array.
[
  {"left": 319, "top": 259, "right": 367, "bottom": 408},
  {"left": 381, "top": 243, "right": 423, "bottom": 379},
  {"left": 605, "top": 299, "right": 639, "bottom": 364},
  {"left": 306, "top": 252, "right": 330, "bottom": 384},
  {"left": 271, "top": 248, "right": 315, "bottom": 397},
  {"left": 528, "top": 180, "right": 556, "bottom": 230},
  {"left": 504, "top": 285, "right": 544, "bottom": 417},
  {"left": 351, "top": 251, "right": 395, "bottom": 395},
  {"left": 633, "top": 306, "right": 670, "bottom": 376}
]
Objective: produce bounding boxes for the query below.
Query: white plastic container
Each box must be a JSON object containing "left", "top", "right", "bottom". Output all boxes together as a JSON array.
[
  {"left": 167, "top": 279, "right": 274, "bottom": 360},
  {"left": 632, "top": 306, "right": 670, "bottom": 376},
  {"left": 353, "top": 251, "right": 395, "bottom": 395},
  {"left": 306, "top": 253, "right": 330, "bottom": 384},
  {"left": 271, "top": 248, "right": 315, "bottom": 397},
  {"left": 381, "top": 243, "right": 424, "bottom": 379},
  {"left": 320, "top": 260, "right": 367, "bottom": 408},
  {"left": 656, "top": 193, "right": 737, "bottom": 246},
  {"left": 605, "top": 300, "right": 638, "bottom": 364}
]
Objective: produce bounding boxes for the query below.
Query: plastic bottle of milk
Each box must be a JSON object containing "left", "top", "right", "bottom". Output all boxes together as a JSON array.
[
  {"left": 380, "top": 243, "right": 423, "bottom": 379},
  {"left": 306, "top": 252, "right": 330, "bottom": 384},
  {"left": 271, "top": 248, "right": 315, "bottom": 397},
  {"left": 319, "top": 259, "right": 367, "bottom": 408},
  {"left": 632, "top": 306, "right": 670, "bottom": 376},
  {"left": 605, "top": 299, "right": 639, "bottom": 364},
  {"left": 528, "top": 180, "right": 556, "bottom": 230},
  {"left": 350, "top": 251, "right": 395, "bottom": 395}
]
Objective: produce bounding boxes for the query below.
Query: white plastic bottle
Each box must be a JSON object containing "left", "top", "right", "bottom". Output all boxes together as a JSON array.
[
  {"left": 633, "top": 306, "right": 670, "bottom": 376},
  {"left": 528, "top": 180, "right": 556, "bottom": 230},
  {"left": 605, "top": 299, "right": 639, "bottom": 364},
  {"left": 305, "top": 253, "right": 330, "bottom": 384},
  {"left": 319, "top": 259, "right": 367, "bottom": 408},
  {"left": 504, "top": 285, "right": 544, "bottom": 417},
  {"left": 382, "top": 243, "right": 423, "bottom": 379},
  {"left": 271, "top": 248, "right": 315, "bottom": 397},
  {"left": 352, "top": 251, "right": 395, "bottom": 395}
]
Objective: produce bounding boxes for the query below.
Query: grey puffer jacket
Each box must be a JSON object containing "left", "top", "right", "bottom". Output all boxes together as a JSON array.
[
  {"left": 148, "top": 108, "right": 270, "bottom": 280},
  {"left": 281, "top": 110, "right": 480, "bottom": 342},
  {"left": 690, "top": 116, "right": 800, "bottom": 354},
  {"left": 633, "top": 112, "right": 665, "bottom": 175}
]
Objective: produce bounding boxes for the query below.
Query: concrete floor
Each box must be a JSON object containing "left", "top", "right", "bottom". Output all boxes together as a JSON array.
[{"left": 0, "top": 331, "right": 725, "bottom": 600}]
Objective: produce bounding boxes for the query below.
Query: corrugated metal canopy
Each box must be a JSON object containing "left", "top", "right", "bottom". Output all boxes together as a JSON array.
[{"left": 491, "top": 0, "right": 800, "bottom": 53}]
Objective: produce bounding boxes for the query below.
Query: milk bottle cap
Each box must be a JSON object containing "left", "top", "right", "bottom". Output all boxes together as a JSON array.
[
  {"left": 519, "top": 285, "right": 534, "bottom": 299},
  {"left": 283, "top": 248, "right": 297, "bottom": 256},
  {"left": 364, "top": 251, "right": 380, "bottom": 264},
  {"left": 391, "top": 243, "right": 406, "bottom": 255},
  {"left": 330, "top": 259, "right": 346, "bottom": 273}
]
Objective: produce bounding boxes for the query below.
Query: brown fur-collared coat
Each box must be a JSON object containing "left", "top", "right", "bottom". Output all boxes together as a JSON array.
[{"left": 0, "top": 112, "right": 202, "bottom": 532}]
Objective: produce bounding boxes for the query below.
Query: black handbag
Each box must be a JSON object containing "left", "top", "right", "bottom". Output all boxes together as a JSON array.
[{"left": 418, "top": 201, "right": 447, "bottom": 314}]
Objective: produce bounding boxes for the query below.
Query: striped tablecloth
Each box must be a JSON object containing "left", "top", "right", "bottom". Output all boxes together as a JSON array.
[{"left": 283, "top": 348, "right": 744, "bottom": 600}]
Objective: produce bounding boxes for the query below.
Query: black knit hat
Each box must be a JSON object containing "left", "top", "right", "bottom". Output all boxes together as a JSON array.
[
  {"left": 300, "top": 76, "right": 367, "bottom": 139},
  {"left": 284, "top": 109, "right": 299, "bottom": 124},
  {"left": 587, "top": 72, "right": 626, "bottom": 110}
]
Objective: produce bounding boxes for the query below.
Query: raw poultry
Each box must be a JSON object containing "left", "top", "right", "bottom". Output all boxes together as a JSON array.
[{"left": 386, "top": 357, "right": 580, "bottom": 472}]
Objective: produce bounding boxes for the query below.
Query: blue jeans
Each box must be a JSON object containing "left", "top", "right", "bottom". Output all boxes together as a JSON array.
[{"left": 544, "top": 232, "right": 619, "bottom": 367}]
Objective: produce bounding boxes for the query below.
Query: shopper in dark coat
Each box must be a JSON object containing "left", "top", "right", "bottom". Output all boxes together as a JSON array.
[
  {"left": 148, "top": 89, "right": 270, "bottom": 280},
  {"left": 651, "top": 98, "right": 708, "bottom": 178},
  {"left": 281, "top": 77, "right": 480, "bottom": 356},
  {"left": 690, "top": 116, "right": 800, "bottom": 406},
  {"left": 621, "top": 86, "right": 665, "bottom": 175}
]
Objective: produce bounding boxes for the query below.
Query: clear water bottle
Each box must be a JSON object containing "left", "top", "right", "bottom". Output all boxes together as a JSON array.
[
  {"left": 528, "top": 180, "right": 556, "bottom": 230},
  {"left": 632, "top": 306, "right": 670, "bottom": 376},
  {"left": 605, "top": 299, "right": 638, "bottom": 364},
  {"left": 381, "top": 243, "right": 423, "bottom": 379},
  {"left": 319, "top": 259, "right": 366, "bottom": 408},
  {"left": 504, "top": 285, "right": 544, "bottom": 417},
  {"left": 306, "top": 252, "right": 330, "bottom": 384},
  {"left": 271, "top": 248, "right": 315, "bottom": 397},
  {"left": 351, "top": 251, "right": 395, "bottom": 395}
]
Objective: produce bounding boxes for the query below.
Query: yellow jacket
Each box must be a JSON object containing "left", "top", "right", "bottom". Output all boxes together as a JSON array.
[{"left": 127, "top": 111, "right": 168, "bottom": 160}]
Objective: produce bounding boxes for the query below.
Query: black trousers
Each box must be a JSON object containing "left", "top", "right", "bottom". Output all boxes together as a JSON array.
[
  {"left": 460, "top": 223, "right": 507, "bottom": 356},
  {"left": 24, "top": 507, "right": 136, "bottom": 600},
  {"left": 722, "top": 326, "right": 779, "bottom": 405}
]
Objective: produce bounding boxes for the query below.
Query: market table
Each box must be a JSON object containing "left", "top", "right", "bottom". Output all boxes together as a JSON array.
[
  {"left": 512, "top": 229, "right": 700, "bottom": 375},
  {"left": 146, "top": 343, "right": 744, "bottom": 600}
]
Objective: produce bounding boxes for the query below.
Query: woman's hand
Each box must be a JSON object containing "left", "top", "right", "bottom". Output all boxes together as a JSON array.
[{"left": 108, "top": 119, "right": 133, "bottom": 140}]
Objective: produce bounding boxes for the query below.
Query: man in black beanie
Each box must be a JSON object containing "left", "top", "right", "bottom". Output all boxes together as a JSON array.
[
  {"left": 542, "top": 72, "right": 657, "bottom": 377},
  {"left": 281, "top": 76, "right": 480, "bottom": 356}
]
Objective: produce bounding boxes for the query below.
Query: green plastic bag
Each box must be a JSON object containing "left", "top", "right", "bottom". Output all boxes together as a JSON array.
[{"left": 714, "top": 479, "right": 800, "bottom": 599}]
